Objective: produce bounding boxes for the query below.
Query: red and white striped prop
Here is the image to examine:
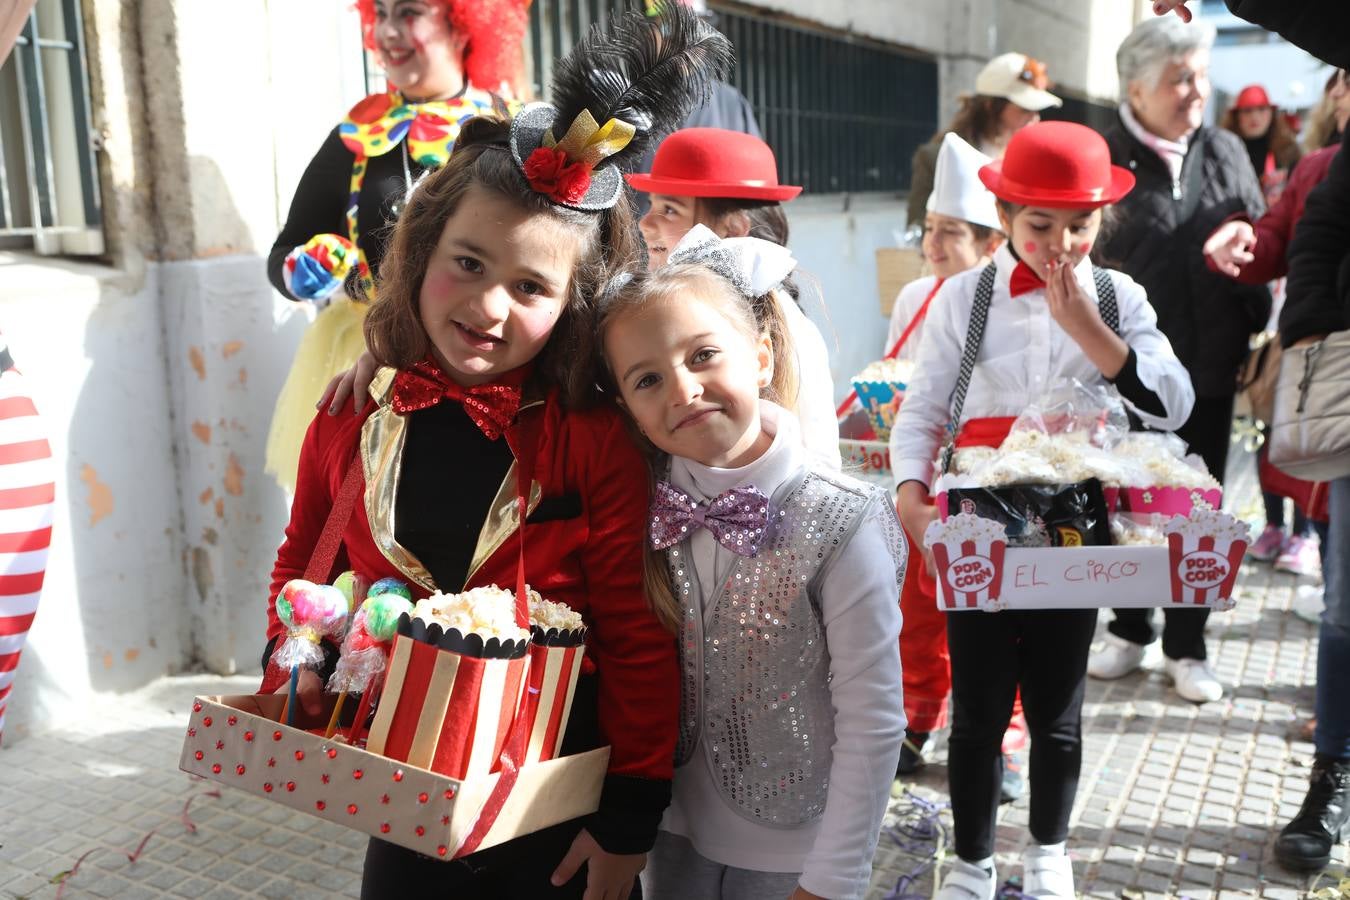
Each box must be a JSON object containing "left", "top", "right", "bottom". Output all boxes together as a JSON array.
[
  {"left": 1165, "top": 508, "right": 1248, "bottom": 608},
  {"left": 0, "top": 365, "right": 54, "bottom": 744},
  {"left": 366, "top": 633, "right": 529, "bottom": 780},
  {"left": 521, "top": 641, "right": 586, "bottom": 764},
  {"left": 925, "top": 513, "right": 1009, "bottom": 611}
]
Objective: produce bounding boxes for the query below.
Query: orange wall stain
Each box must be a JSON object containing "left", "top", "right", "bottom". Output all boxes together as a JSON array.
[
  {"left": 222, "top": 340, "right": 245, "bottom": 359},
  {"left": 189, "top": 346, "right": 206, "bottom": 380},
  {"left": 224, "top": 453, "right": 245, "bottom": 496},
  {"left": 79, "top": 464, "right": 113, "bottom": 526},
  {"left": 191, "top": 421, "right": 212, "bottom": 444}
]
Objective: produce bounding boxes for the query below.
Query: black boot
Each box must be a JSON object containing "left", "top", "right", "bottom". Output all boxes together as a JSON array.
[
  {"left": 1275, "top": 755, "right": 1350, "bottom": 872},
  {"left": 896, "top": 730, "right": 929, "bottom": 775}
]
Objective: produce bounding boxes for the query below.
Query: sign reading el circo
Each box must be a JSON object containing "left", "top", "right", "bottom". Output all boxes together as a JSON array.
[
  {"left": 1177, "top": 550, "right": 1229, "bottom": 588},
  {"left": 946, "top": 554, "right": 996, "bottom": 592}
]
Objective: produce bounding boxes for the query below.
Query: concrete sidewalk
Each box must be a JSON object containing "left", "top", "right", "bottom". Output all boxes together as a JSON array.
[{"left": 0, "top": 464, "right": 1342, "bottom": 898}]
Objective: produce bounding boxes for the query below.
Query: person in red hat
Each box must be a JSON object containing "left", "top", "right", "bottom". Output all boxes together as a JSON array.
[
  {"left": 625, "top": 128, "right": 840, "bottom": 472},
  {"left": 1220, "top": 83, "right": 1302, "bottom": 205},
  {"left": 891, "top": 120, "right": 1196, "bottom": 900}
]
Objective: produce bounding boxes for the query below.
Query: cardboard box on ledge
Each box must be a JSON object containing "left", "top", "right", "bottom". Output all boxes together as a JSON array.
[{"left": 179, "top": 693, "right": 608, "bottom": 858}]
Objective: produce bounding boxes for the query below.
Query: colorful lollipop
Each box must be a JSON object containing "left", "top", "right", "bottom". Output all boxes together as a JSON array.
[
  {"left": 325, "top": 593, "right": 414, "bottom": 738},
  {"left": 273, "top": 579, "right": 349, "bottom": 726},
  {"left": 368, "top": 577, "right": 412, "bottom": 602},
  {"left": 332, "top": 570, "right": 367, "bottom": 613}
]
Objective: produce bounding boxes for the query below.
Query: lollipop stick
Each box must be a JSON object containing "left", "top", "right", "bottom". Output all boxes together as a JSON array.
[
  {"left": 286, "top": 666, "right": 299, "bottom": 727},
  {"left": 345, "top": 671, "right": 385, "bottom": 746},
  {"left": 324, "top": 690, "right": 348, "bottom": 739}
]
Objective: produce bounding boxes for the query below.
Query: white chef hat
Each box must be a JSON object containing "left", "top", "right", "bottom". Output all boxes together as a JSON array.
[{"left": 926, "top": 133, "right": 1002, "bottom": 232}]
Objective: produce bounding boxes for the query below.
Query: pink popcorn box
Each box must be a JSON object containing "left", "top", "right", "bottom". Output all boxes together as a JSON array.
[
  {"left": 1166, "top": 531, "right": 1247, "bottom": 606},
  {"left": 1120, "top": 486, "right": 1221, "bottom": 517},
  {"left": 932, "top": 537, "right": 1007, "bottom": 609}
]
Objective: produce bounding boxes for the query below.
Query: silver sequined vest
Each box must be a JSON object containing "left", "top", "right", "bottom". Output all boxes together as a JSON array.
[{"left": 669, "top": 469, "right": 898, "bottom": 826}]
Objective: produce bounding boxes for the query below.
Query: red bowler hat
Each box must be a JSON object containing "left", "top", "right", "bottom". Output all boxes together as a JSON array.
[
  {"left": 625, "top": 128, "right": 803, "bottom": 202},
  {"left": 1234, "top": 84, "right": 1272, "bottom": 109},
  {"left": 978, "top": 121, "right": 1134, "bottom": 209}
]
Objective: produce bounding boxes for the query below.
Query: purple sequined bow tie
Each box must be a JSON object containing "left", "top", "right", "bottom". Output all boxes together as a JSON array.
[{"left": 649, "top": 481, "right": 770, "bottom": 557}]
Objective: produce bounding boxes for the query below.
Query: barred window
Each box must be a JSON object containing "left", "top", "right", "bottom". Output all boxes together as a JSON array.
[
  {"left": 528, "top": 0, "right": 938, "bottom": 195},
  {"left": 0, "top": 0, "right": 102, "bottom": 254}
]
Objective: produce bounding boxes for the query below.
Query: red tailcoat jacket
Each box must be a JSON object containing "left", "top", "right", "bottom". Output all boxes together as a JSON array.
[{"left": 259, "top": 368, "right": 677, "bottom": 852}]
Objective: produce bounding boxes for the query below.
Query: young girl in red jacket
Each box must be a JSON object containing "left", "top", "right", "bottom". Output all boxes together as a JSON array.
[{"left": 258, "top": 7, "right": 732, "bottom": 897}]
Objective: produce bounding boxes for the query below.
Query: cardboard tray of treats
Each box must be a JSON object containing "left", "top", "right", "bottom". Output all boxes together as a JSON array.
[
  {"left": 922, "top": 505, "right": 1250, "bottom": 612},
  {"left": 179, "top": 693, "right": 608, "bottom": 857},
  {"left": 838, "top": 407, "right": 892, "bottom": 484}
]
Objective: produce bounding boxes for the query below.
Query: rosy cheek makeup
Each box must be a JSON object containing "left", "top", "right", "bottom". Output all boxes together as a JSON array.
[
  {"left": 1078, "top": 243, "right": 1092, "bottom": 255},
  {"left": 1022, "top": 241, "right": 1038, "bottom": 256}
]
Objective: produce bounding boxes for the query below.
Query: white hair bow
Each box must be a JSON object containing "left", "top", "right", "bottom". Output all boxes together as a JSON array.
[{"left": 665, "top": 224, "right": 797, "bottom": 297}]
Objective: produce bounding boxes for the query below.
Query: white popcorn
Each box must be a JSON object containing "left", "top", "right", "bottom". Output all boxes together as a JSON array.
[
  {"left": 855, "top": 358, "right": 915, "bottom": 385},
  {"left": 527, "top": 588, "right": 584, "bottom": 632},
  {"left": 1165, "top": 507, "right": 1250, "bottom": 544},
  {"left": 924, "top": 512, "right": 1008, "bottom": 548},
  {"left": 413, "top": 586, "right": 530, "bottom": 643}
]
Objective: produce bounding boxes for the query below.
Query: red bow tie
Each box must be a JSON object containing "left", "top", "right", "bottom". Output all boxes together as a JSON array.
[
  {"left": 1009, "top": 260, "right": 1046, "bottom": 298},
  {"left": 390, "top": 359, "right": 525, "bottom": 440}
]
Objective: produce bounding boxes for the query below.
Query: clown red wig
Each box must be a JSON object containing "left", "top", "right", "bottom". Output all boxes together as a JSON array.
[{"left": 355, "top": 0, "right": 530, "bottom": 95}]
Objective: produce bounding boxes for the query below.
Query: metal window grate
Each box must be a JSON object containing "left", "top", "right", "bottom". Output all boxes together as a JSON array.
[
  {"left": 527, "top": 1, "right": 938, "bottom": 195},
  {"left": 0, "top": 0, "right": 102, "bottom": 252}
]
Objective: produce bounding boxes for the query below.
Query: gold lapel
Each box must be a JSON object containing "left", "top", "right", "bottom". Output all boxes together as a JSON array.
[
  {"left": 465, "top": 398, "right": 545, "bottom": 585},
  {"left": 361, "top": 367, "right": 437, "bottom": 592}
]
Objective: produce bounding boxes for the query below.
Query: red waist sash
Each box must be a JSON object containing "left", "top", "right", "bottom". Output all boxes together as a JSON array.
[{"left": 954, "top": 416, "right": 1016, "bottom": 450}]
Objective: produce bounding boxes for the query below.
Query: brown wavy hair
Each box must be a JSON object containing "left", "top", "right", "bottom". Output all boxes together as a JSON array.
[
  {"left": 934, "top": 95, "right": 1013, "bottom": 147},
  {"left": 596, "top": 265, "right": 800, "bottom": 630},
  {"left": 365, "top": 115, "right": 641, "bottom": 409}
]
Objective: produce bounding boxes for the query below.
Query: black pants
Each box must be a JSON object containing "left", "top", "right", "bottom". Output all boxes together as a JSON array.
[
  {"left": 1109, "top": 393, "right": 1234, "bottom": 661},
  {"left": 946, "top": 608, "right": 1097, "bottom": 861},
  {"left": 361, "top": 818, "right": 643, "bottom": 900}
]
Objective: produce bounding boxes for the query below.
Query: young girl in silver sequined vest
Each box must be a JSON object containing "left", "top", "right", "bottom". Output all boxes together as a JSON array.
[{"left": 598, "top": 225, "right": 907, "bottom": 900}]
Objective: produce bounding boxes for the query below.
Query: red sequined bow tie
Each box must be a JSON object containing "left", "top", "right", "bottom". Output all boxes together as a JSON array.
[
  {"left": 1009, "top": 260, "right": 1046, "bottom": 298},
  {"left": 390, "top": 359, "right": 524, "bottom": 440}
]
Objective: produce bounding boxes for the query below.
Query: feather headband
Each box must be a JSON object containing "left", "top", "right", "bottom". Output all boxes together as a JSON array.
[{"left": 508, "top": 1, "right": 732, "bottom": 210}]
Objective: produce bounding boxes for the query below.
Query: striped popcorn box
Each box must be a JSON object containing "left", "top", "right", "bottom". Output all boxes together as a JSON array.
[
  {"left": 521, "top": 627, "right": 587, "bottom": 765},
  {"left": 1165, "top": 507, "right": 1249, "bottom": 608},
  {"left": 924, "top": 513, "right": 1008, "bottom": 611},
  {"left": 366, "top": 614, "right": 531, "bottom": 780}
]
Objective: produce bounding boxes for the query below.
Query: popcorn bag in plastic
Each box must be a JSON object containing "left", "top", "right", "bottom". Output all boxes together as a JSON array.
[
  {"left": 925, "top": 513, "right": 1009, "bottom": 610},
  {"left": 1164, "top": 508, "right": 1249, "bottom": 608}
]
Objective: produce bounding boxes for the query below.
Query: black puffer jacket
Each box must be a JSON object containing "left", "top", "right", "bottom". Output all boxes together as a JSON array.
[
  {"left": 1224, "top": 0, "right": 1350, "bottom": 68},
  {"left": 1098, "top": 118, "right": 1271, "bottom": 398}
]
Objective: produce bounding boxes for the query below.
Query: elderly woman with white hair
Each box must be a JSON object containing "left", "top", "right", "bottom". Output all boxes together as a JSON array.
[{"left": 1088, "top": 16, "right": 1270, "bottom": 704}]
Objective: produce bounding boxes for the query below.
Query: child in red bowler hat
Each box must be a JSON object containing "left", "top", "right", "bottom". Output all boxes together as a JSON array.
[
  {"left": 625, "top": 127, "right": 840, "bottom": 470},
  {"left": 891, "top": 121, "right": 1196, "bottom": 900}
]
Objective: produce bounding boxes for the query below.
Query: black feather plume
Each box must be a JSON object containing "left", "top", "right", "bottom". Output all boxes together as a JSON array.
[{"left": 546, "top": 1, "right": 733, "bottom": 173}]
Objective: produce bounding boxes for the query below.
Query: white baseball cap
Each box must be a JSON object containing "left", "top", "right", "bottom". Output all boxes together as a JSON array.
[
  {"left": 926, "top": 133, "right": 1002, "bottom": 231},
  {"left": 975, "top": 52, "right": 1062, "bottom": 112}
]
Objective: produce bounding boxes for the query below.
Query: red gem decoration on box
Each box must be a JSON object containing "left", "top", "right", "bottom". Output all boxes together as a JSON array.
[
  {"left": 380, "top": 823, "right": 390, "bottom": 833},
  {"left": 441, "top": 815, "right": 450, "bottom": 825},
  {"left": 418, "top": 792, "right": 429, "bottom": 804},
  {"left": 393, "top": 770, "right": 404, "bottom": 782},
  {"left": 194, "top": 751, "right": 204, "bottom": 761},
  {"left": 347, "top": 804, "right": 359, "bottom": 815},
  {"left": 286, "top": 782, "right": 296, "bottom": 792},
  {"left": 203, "top": 716, "right": 213, "bottom": 727},
  {"left": 268, "top": 757, "right": 276, "bottom": 767},
  {"left": 227, "top": 715, "right": 237, "bottom": 726},
  {"left": 381, "top": 794, "right": 390, "bottom": 804},
  {"left": 244, "top": 731, "right": 254, "bottom": 742},
  {"left": 415, "top": 826, "right": 425, "bottom": 836},
  {"left": 327, "top": 748, "right": 338, "bottom": 759},
  {"left": 316, "top": 801, "right": 326, "bottom": 811},
  {"left": 264, "top": 783, "right": 273, "bottom": 793},
  {"left": 444, "top": 788, "right": 455, "bottom": 800},
  {"left": 353, "top": 769, "right": 364, "bottom": 780},
  {"left": 211, "top": 764, "right": 222, "bottom": 774},
  {"left": 193, "top": 701, "right": 202, "bottom": 713},
  {"left": 437, "top": 845, "right": 448, "bottom": 857},
  {"left": 273, "top": 730, "right": 283, "bottom": 741},
  {"left": 295, "top": 750, "right": 305, "bottom": 761},
  {"left": 322, "top": 774, "right": 330, "bottom": 784},
  {"left": 235, "top": 765, "right": 246, "bottom": 775},
  {"left": 216, "top": 740, "right": 224, "bottom": 750},
  {"left": 187, "top": 728, "right": 196, "bottom": 738}
]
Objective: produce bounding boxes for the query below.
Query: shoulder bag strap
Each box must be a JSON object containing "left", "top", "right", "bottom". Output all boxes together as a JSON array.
[
  {"left": 302, "top": 453, "right": 365, "bottom": 584},
  {"left": 938, "top": 263, "right": 997, "bottom": 473}
]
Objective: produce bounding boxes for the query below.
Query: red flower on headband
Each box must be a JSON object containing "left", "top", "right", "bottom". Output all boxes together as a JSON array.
[{"left": 523, "top": 146, "right": 593, "bottom": 204}]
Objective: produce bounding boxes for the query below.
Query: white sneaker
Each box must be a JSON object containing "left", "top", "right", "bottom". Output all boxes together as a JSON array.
[
  {"left": 1293, "top": 582, "right": 1326, "bottom": 624},
  {"left": 935, "top": 858, "right": 996, "bottom": 900},
  {"left": 1022, "top": 846, "right": 1075, "bottom": 898},
  {"left": 1164, "top": 656, "right": 1224, "bottom": 703},
  {"left": 1087, "top": 633, "right": 1146, "bottom": 680}
]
